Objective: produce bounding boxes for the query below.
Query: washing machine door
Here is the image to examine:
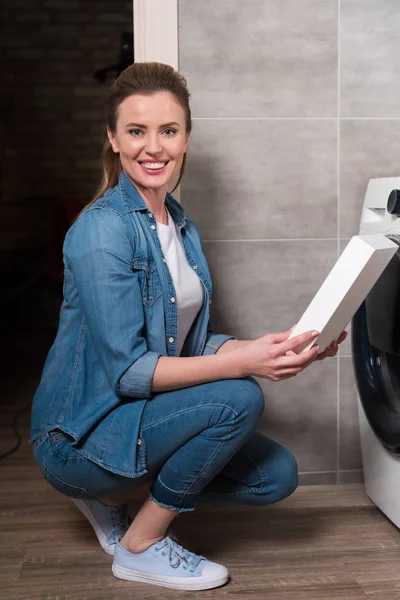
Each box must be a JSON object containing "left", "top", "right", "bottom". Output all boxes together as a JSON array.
[{"left": 352, "top": 235, "right": 400, "bottom": 453}]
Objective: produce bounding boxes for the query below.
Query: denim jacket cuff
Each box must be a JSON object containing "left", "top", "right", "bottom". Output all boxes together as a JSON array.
[
  {"left": 118, "top": 351, "right": 161, "bottom": 398},
  {"left": 202, "top": 334, "right": 237, "bottom": 356}
]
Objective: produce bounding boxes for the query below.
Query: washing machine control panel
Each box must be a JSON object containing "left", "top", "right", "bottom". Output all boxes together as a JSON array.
[{"left": 387, "top": 189, "right": 400, "bottom": 217}]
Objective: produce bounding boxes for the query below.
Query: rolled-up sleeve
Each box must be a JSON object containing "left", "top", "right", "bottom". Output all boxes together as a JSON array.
[
  {"left": 118, "top": 351, "right": 160, "bottom": 397},
  {"left": 202, "top": 322, "right": 236, "bottom": 356},
  {"left": 64, "top": 208, "right": 160, "bottom": 399}
]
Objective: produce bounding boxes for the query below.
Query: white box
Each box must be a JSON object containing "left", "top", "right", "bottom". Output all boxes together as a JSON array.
[{"left": 289, "top": 234, "right": 398, "bottom": 353}]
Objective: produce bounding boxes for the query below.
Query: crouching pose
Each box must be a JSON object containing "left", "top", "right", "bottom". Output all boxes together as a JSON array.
[{"left": 30, "top": 62, "right": 345, "bottom": 591}]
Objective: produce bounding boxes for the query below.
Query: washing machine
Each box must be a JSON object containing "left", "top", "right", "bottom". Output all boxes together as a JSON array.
[{"left": 353, "top": 176, "right": 400, "bottom": 526}]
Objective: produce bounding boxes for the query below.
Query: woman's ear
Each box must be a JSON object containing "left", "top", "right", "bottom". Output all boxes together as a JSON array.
[{"left": 107, "top": 127, "right": 119, "bottom": 154}]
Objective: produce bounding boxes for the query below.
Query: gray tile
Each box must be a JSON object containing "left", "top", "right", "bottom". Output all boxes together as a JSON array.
[
  {"left": 339, "top": 239, "right": 350, "bottom": 253},
  {"left": 183, "top": 119, "right": 337, "bottom": 239},
  {"left": 179, "top": 0, "right": 337, "bottom": 117},
  {"left": 204, "top": 240, "right": 338, "bottom": 473},
  {"left": 341, "top": 0, "right": 400, "bottom": 117},
  {"left": 340, "top": 120, "right": 400, "bottom": 238},
  {"left": 339, "top": 357, "right": 362, "bottom": 471},
  {"left": 299, "top": 472, "right": 337, "bottom": 485},
  {"left": 338, "top": 470, "right": 364, "bottom": 484},
  {"left": 257, "top": 358, "right": 338, "bottom": 473},
  {"left": 204, "top": 239, "right": 337, "bottom": 340}
]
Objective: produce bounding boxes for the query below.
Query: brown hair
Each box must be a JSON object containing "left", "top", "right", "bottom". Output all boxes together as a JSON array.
[{"left": 89, "top": 62, "right": 192, "bottom": 208}]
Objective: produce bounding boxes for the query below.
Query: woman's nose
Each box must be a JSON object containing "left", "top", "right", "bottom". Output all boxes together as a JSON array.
[{"left": 144, "top": 134, "right": 163, "bottom": 155}]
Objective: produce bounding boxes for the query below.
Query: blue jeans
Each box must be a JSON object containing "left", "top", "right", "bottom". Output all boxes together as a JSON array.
[{"left": 33, "top": 378, "right": 298, "bottom": 512}]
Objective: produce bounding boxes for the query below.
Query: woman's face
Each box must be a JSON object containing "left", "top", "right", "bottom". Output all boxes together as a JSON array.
[{"left": 107, "top": 91, "right": 190, "bottom": 194}]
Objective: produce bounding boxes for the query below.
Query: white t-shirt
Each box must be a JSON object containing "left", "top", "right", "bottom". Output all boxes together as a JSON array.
[{"left": 157, "top": 209, "right": 204, "bottom": 356}]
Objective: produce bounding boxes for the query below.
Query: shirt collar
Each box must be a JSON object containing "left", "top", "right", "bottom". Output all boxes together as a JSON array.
[
  {"left": 119, "top": 170, "right": 148, "bottom": 211},
  {"left": 119, "top": 170, "right": 187, "bottom": 228}
]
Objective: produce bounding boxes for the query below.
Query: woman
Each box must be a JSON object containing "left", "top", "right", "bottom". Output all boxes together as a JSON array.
[{"left": 30, "top": 62, "right": 346, "bottom": 591}]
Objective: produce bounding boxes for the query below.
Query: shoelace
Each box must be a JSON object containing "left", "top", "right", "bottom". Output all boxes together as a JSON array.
[
  {"left": 109, "top": 504, "right": 131, "bottom": 541},
  {"left": 155, "top": 537, "right": 204, "bottom": 572}
]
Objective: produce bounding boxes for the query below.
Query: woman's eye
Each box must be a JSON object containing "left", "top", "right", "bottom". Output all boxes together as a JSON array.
[
  {"left": 129, "top": 129, "right": 143, "bottom": 136},
  {"left": 163, "top": 128, "right": 176, "bottom": 136}
]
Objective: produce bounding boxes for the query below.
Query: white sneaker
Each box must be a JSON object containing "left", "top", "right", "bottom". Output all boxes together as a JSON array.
[
  {"left": 72, "top": 498, "right": 131, "bottom": 555},
  {"left": 112, "top": 536, "right": 229, "bottom": 590}
]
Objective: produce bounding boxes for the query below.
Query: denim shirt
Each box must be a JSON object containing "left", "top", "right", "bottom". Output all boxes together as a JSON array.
[{"left": 30, "top": 171, "right": 235, "bottom": 478}]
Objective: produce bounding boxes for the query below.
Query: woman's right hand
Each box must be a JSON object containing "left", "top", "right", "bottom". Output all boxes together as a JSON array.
[{"left": 238, "top": 329, "right": 320, "bottom": 382}]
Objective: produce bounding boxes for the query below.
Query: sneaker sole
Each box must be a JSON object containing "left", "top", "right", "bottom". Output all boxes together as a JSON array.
[
  {"left": 112, "top": 563, "right": 228, "bottom": 591},
  {"left": 112, "top": 563, "right": 228, "bottom": 590},
  {"left": 71, "top": 498, "right": 115, "bottom": 555}
]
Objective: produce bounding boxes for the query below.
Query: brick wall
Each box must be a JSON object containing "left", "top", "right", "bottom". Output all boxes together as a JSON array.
[{"left": 0, "top": 0, "right": 133, "bottom": 257}]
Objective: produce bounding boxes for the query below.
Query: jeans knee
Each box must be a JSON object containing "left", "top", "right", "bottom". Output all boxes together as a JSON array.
[
  {"left": 277, "top": 448, "right": 298, "bottom": 500},
  {"left": 263, "top": 447, "right": 298, "bottom": 504},
  {"left": 207, "top": 377, "right": 265, "bottom": 435},
  {"left": 250, "top": 448, "right": 298, "bottom": 507},
  {"left": 232, "top": 377, "right": 265, "bottom": 429}
]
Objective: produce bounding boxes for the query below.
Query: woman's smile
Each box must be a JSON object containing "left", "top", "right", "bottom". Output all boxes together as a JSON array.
[{"left": 139, "top": 159, "right": 170, "bottom": 175}]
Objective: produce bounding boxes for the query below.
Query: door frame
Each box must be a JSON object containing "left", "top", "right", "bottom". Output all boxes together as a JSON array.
[{"left": 133, "top": 0, "right": 178, "bottom": 70}]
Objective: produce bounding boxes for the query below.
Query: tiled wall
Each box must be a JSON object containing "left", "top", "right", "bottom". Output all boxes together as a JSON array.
[{"left": 178, "top": 0, "right": 400, "bottom": 484}]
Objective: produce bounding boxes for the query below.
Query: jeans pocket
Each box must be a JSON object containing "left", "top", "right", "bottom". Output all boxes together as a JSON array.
[
  {"left": 32, "top": 434, "right": 48, "bottom": 455},
  {"left": 48, "top": 430, "right": 83, "bottom": 462}
]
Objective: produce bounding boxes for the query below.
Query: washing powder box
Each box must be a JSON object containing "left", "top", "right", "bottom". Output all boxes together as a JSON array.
[{"left": 289, "top": 234, "right": 398, "bottom": 353}]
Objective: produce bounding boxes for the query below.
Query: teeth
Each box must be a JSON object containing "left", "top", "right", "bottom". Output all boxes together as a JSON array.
[{"left": 141, "top": 162, "right": 166, "bottom": 169}]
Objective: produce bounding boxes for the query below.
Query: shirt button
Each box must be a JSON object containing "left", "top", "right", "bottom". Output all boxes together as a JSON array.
[
  {"left": 193, "top": 265, "right": 198, "bottom": 270},
  {"left": 148, "top": 212, "right": 153, "bottom": 219},
  {"left": 137, "top": 438, "right": 142, "bottom": 445},
  {"left": 162, "top": 258, "right": 167, "bottom": 263},
  {"left": 170, "top": 297, "right": 176, "bottom": 303},
  {"left": 168, "top": 337, "right": 175, "bottom": 343},
  {"left": 150, "top": 224, "right": 156, "bottom": 230}
]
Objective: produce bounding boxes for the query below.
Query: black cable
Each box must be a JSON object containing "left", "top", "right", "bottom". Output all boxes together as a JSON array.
[{"left": 0, "top": 400, "right": 32, "bottom": 461}]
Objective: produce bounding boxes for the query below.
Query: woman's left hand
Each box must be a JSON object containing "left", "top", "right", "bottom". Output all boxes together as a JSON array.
[
  {"left": 315, "top": 330, "right": 347, "bottom": 361},
  {"left": 285, "top": 330, "right": 348, "bottom": 369}
]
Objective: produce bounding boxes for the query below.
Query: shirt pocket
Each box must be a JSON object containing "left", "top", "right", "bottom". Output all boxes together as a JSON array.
[{"left": 132, "top": 255, "right": 163, "bottom": 307}]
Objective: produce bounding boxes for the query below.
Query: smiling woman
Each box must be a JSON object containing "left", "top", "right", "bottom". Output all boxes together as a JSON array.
[
  {"left": 87, "top": 62, "right": 192, "bottom": 221},
  {"left": 106, "top": 91, "right": 190, "bottom": 220},
  {"left": 30, "top": 61, "right": 344, "bottom": 593}
]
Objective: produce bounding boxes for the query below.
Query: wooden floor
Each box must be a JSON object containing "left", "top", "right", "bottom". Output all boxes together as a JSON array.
[
  {"left": 3, "top": 469, "right": 400, "bottom": 600},
  {"left": 2, "top": 333, "right": 400, "bottom": 599}
]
